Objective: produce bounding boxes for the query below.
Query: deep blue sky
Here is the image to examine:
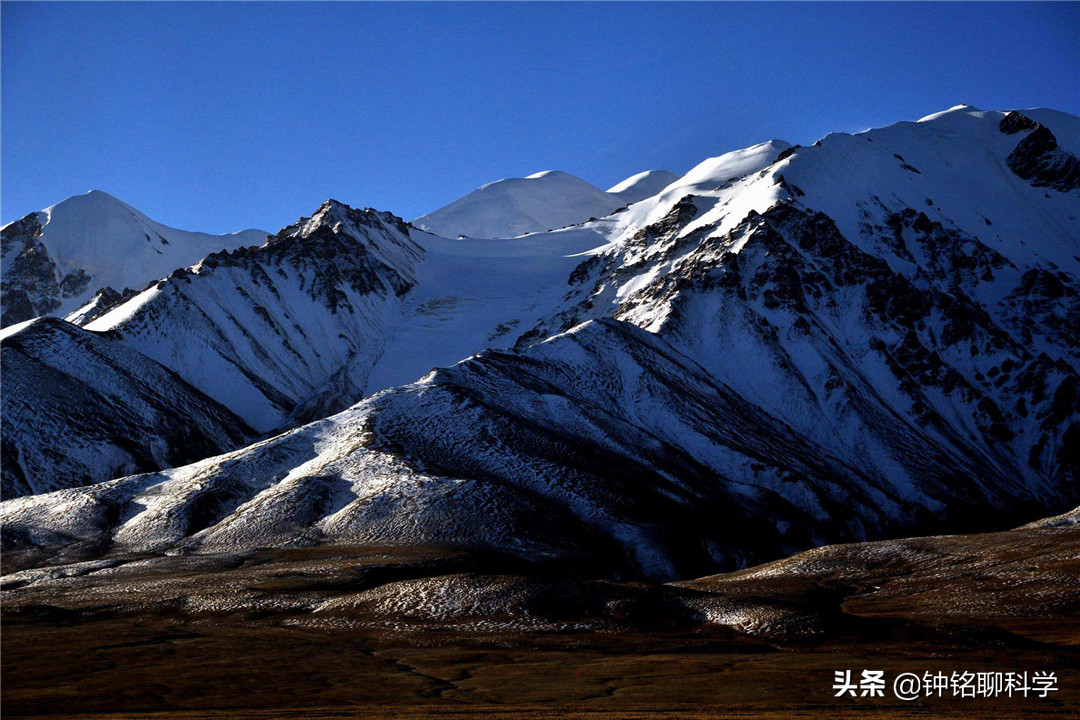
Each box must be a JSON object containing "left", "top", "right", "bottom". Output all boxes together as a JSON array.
[{"left": 3, "top": 2, "right": 1078, "bottom": 233}]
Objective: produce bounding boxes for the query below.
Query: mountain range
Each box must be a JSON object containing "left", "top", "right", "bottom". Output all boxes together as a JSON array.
[{"left": 2, "top": 105, "right": 1078, "bottom": 584}]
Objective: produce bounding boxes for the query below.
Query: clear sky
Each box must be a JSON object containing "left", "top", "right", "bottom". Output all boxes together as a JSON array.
[{"left": 3, "top": 2, "right": 1078, "bottom": 233}]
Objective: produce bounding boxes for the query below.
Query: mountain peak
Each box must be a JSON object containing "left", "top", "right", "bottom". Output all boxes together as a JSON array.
[
  {"left": 915, "top": 103, "right": 987, "bottom": 123},
  {"left": 296, "top": 200, "right": 409, "bottom": 242},
  {"left": 319, "top": 197, "right": 350, "bottom": 211},
  {"left": 296, "top": 199, "right": 370, "bottom": 237},
  {"left": 2, "top": 192, "right": 268, "bottom": 327},
  {"left": 607, "top": 170, "right": 680, "bottom": 202},
  {"left": 82, "top": 188, "right": 121, "bottom": 200},
  {"left": 524, "top": 170, "right": 573, "bottom": 180},
  {"left": 43, "top": 188, "right": 139, "bottom": 219},
  {"left": 309, "top": 198, "right": 352, "bottom": 223},
  {"left": 415, "top": 170, "right": 619, "bottom": 239}
]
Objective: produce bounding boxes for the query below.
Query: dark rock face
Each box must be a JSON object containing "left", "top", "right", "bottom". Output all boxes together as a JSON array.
[
  {"left": 57, "top": 269, "right": 91, "bottom": 298},
  {"left": 775, "top": 145, "right": 800, "bottom": 162},
  {"left": 999, "top": 110, "right": 1040, "bottom": 135},
  {"left": 264, "top": 203, "right": 417, "bottom": 303},
  {"left": 0, "top": 214, "right": 113, "bottom": 327},
  {"left": 0, "top": 214, "right": 121, "bottom": 327},
  {"left": 1001, "top": 268, "right": 1080, "bottom": 362},
  {"left": 1, "top": 214, "right": 59, "bottom": 326},
  {"left": 1, "top": 317, "right": 253, "bottom": 498},
  {"left": 650, "top": 203, "right": 1073, "bottom": 484},
  {"left": 1001, "top": 112, "right": 1080, "bottom": 192},
  {"left": 171, "top": 201, "right": 421, "bottom": 311},
  {"left": 1, "top": 213, "right": 45, "bottom": 257}
]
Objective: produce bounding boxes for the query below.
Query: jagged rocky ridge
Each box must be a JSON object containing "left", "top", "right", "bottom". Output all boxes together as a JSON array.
[
  {"left": 81, "top": 201, "right": 424, "bottom": 432},
  {"left": 2, "top": 106, "right": 1078, "bottom": 580},
  {"left": 0, "top": 317, "right": 252, "bottom": 498}
]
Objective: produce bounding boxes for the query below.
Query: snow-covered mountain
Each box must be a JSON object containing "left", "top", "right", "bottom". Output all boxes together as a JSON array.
[
  {"left": 0, "top": 190, "right": 267, "bottom": 327},
  {"left": 4, "top": 105, "right": 1078, "bottom": 580},
  {"left": 518, "top": 106, "right": 1079, "bottom": 500},
  {"left": 80, "top": 200, "right": 424, "bottom": 433},
  {"left": 1, "top": 316, "right": 252, "bottom": 498},
  {"left": 413, "top": 168, "right": 677, "bottom": 239}
]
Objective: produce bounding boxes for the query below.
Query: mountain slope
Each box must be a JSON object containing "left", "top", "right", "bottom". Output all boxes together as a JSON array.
[
  {"left": 1, "top": 315, "right": 1070, "bottom": 578},
  {"left": 1, "top": 190, "right": 267, "bottom": 327},
  {"left": 369, "top": 150, "right": 781, "bottom": 395},
  {"left": 81, "top": 200, "right": 424, "bottom": 433},
  {"left": 0, "top": 317, "right": 252, "bottom": 498}
]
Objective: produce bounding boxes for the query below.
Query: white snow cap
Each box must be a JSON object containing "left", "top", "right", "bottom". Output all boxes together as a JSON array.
[
  {"left": 3, "top": 189, "right": 267, "bottom": 321},
  {"left": 607, "top": 170, "right": 681, "bottom": 203},
  {"left": 415, "top": 167, "right": 680, "bottom": 240}
]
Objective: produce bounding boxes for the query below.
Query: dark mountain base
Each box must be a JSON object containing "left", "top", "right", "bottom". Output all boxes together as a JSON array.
[{"left": 3, "top": 519, "right": 1078, "bottom": 718}]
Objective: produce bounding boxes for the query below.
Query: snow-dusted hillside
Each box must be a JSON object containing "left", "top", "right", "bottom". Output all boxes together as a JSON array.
[
  {"left": 1, "top": 317, "right": 252, "bottom": 498},
  {"left": 4, "top": 105, "right": 1078, "bottom": 579},
  {"left": 0, "top": 190, "right": 267, "bottom": 327},
  {"left": 82, "top": 200, "right": 423, "bottom": 432},
  {"left": 1, "top": 316, "right": 1070, "bottom": 578},
  {"left": 21, "top": 166, "right": 771, "bottom": 470}
]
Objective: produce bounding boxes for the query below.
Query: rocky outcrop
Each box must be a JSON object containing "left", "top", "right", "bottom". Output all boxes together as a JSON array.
[
  {"left": 1000, "top": 111, "right": 1080, "bottom": 192},
  {"left": 2, "top": 214, "right": 65, "bottom": 326},
  {"left": 63, "top": 286, "right": 141, "bottom": 326}
]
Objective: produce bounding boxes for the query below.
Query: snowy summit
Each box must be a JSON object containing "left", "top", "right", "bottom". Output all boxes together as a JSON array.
[
  {"left": 413, "top": 168, "right": 678, "bottom": 239},
  {"left": 1, "top": 190, "right": 267, "bottom": 326}
]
